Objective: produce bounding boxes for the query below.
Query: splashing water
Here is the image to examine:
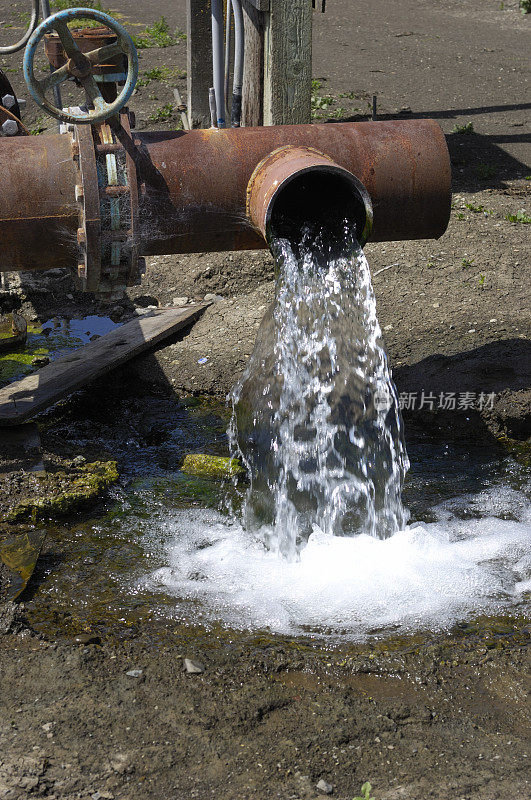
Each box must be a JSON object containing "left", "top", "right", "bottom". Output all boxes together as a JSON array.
[{"left": 230, "top": 224, "right": 408, "bottom": 560}]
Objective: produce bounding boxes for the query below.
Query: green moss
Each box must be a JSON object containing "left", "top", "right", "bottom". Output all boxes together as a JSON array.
[
  {"left": 5, "top": 461, "right": 119, "bottom": 523},
  {"left": 181, "top": 454, "right": 245, "bottom": 480}
]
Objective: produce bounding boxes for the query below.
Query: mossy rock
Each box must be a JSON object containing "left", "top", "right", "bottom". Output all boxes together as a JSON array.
[
  {"left": 181, "top": 454, "right": 245, "bottom": 480},
  {"left": 5, "top": 461, "right": 119, "bottom": 523}
]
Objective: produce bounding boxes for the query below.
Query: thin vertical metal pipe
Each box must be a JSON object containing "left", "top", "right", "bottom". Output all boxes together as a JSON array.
[
  {"left": 211, "top": 0, "right": 225, "bottom": 127},
  {"left": 231, "top": 0, "right": 244, "bottom": 126},
  {"left": 224, "top": 0, "right": 232, "bottom": 112}
]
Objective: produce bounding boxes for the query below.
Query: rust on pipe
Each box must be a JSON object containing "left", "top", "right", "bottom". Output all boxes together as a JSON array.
[
  {"left": 246, "top": 144, "right": 373, "bottom": 246},
  {"left": 135, "top": 119, "right": 451, "bottom": 257},
  {"left": 0, "top": 133, "right": 78, "bottom": 271},
  {"left": 0, "top": 119, "right": 450, "bottom": 276}
]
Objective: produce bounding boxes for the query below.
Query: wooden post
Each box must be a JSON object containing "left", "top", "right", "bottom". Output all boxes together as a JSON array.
[
  {"left": 190, "top": 0, "right": 312, "bottom": 128},
  {"left": 241, "top": 0, "right": 312, "bottom": 127},
  {"left": 264, "top": 0, "right": 312, "bottom": 125},
  {"left": 187, "top": 0, "right": 212, "bottom": 128},
  {"left": 242, "top": 1, "right": 266, "bottom": 127}
]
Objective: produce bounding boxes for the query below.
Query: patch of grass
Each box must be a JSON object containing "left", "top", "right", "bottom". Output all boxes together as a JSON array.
[
  {"left": 148, "top": 102, "right": 174, "bottom": 122},
  {"left": 49, "top": 0, "right": 112, "bottom": 29},
  {"left": 353, "top": 783, "right": 375, "bottom": 800},
  {"left": 456, "top": 211, "right": 465, "bottom": 220},
  {"left": 133, "top": 16, "right": 186, "bottom": 48},
  {"left": 505, "top": 209, "right": 531, "bottom": 224},
  {"left": 520, "top": 0, "right": 531, "bottom": 14},
  {"left": 29, "top": 115, "right": 47, "bottom": 135},
  {"left": 136, "top": 66, "right": 186, "bottom": 87},
  {"left": 478, "top": 273, "right": 486, "bottom": 288},
  {"left": 329, "top": 106, "right": 347, "bottom": 119},
  {"left": 465, "top": 202, "right": 492, "bottom": 215},
  {"left": 462, "top": 258, "right": 475, "bottom": 268},
  {"left": 452, "top": 121, "right": 474, "bottom": 134},
  {"left": 475, "top": 163, "right": 497, "bottom": 181}
]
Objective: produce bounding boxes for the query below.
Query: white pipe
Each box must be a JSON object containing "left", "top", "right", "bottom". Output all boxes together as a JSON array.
[
  {"left": 211, "top": 0, "right": 225, "bottom": 127},
  {"left": 230, "top": 0, "right": 244, "bottom": 127},
  {"left": 224, "top": 0, "right": 232, "bottom": 112}
]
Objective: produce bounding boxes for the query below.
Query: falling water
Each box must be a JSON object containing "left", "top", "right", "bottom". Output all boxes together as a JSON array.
[{"left": 230, "top": 222, "right": 409, "bottom": 560}]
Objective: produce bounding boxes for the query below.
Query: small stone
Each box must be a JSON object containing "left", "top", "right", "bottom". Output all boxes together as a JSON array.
[
  {"left": 66, "top": 293, "right": 74, "bottom": 300},
  {"left": 316, "top": 778, "right": 334, "bottom": 794},
  {"left": 31, "top": 356, "right": 50, "bottom": 367},
  {"left": 110, "top": 753, "right": 133, "bottom": 774},
  {"left": 74, "top": 633, "right": 100, "bottom": 645},
  {"left": 468, "top": 328, "right": 476, "bottom": 333},
  {"left": 384, "top": 324, "right": 393, "bottom": 331},
  {"left": 41, "top": 722, "right": 54, "bottom": 733},
  {"left": 432, "top": 302, "right": 440, "bottom": 308},
  {"left": 172, "top": 296, "right": 189, "bottom": 306},
  {"left": 399, "top": 106, "right": 412, "bottom": 114},
  {"left": 184, "top": 658, "right": 204, "bottom": 674},
  {"left": 126, "top": 669, "right": 143, "bottom": 678},
  {"left": 72, "top": 455, "right": 86, "bottom": 467},
  {"left": 203, "top": 293, "right": 223, "bottom": 303}
]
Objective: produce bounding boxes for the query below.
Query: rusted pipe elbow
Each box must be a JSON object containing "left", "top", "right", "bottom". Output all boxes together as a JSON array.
[{"left": 246, "top": 145, "right": 373, "bottom": 247}]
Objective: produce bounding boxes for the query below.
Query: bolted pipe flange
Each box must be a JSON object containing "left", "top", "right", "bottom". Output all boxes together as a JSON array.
[{"left": 72, "top": 111, "right": 140, "bottom": 299}]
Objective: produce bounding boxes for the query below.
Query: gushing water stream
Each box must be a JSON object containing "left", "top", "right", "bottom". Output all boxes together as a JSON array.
[
  {"left": 137, "top": 218, "right": 530, "bottom": 639},
  {"left": 230, "top": 224, "right": 408, "bottom": 560}
]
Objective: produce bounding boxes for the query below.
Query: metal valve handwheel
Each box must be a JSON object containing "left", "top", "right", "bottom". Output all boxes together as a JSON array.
[{"left": 23, "top": 8, "right": 138, "bottom": 125}]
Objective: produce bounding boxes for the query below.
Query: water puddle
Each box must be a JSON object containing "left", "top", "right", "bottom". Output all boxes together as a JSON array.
[{"left": 0, "top": 315, "right": 119, "bottom": 386}]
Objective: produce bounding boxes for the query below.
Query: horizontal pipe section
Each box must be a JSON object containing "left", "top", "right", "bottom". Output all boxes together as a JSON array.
[
  {"left": 135, "top": 119, "right": 451, "bottom": 256},
  {"left": 0, "top": 133, "right": 78, "bottom": 271},
  {"left": 0, "top": 120, "right": 450, "bottom": 274}
]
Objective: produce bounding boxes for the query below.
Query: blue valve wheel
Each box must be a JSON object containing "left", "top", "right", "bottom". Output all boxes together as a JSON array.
[{"left": 23, "top": 8, "right": 138, "bottom": 125}]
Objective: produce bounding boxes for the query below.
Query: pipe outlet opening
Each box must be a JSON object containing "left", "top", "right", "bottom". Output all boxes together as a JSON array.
[{"left": 247, "top": 145, "right": 373, "bottom": 255}]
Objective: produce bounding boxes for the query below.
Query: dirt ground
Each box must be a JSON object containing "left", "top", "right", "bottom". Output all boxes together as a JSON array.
[{"left": 0, "top": 1, "right": 530, "bottom": 799}]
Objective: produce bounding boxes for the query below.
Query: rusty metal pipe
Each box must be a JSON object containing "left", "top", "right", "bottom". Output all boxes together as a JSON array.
[
  {"left": 246, "top": 144, "right": 374, "bottom": 246},
  {"left": 0, "top": 133, "right": 78, "bottom": 272},
  {"left": 0, "top": 119, "right": 450, "bottom": 277},
  {"left": 135, "top": 119, "right": 450, "bottom": 257}
]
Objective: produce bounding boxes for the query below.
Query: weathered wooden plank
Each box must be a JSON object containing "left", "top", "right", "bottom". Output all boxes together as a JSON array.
[
  {"left": 242, "top": 0, "right": 265, "bottom": 127},
  {"left": 263, "top": 0, "right": 312, "bottom": 126},
  {"left": 187, "top": 0, "right": 213, "bottom": 128},
  {"left": 0, "top": 305, "right": 209, "bottom": 425}
]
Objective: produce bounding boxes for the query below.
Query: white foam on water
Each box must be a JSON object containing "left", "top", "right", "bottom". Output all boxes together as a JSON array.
[{"left": 142, "top": 484, "right": 530, "bottom": 640}]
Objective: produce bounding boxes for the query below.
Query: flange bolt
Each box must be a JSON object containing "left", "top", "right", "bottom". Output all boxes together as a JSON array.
[
  {"left": 1, "top": 94, "right": 16, "bottom": 109},
  {"left": 1, "top": 119, "right": 18, "bottom": 136}
]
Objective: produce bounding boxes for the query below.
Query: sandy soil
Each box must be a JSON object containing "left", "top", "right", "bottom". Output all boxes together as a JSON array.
[{"left": 0, "top": 1, "right": 529, "bottom": 799}]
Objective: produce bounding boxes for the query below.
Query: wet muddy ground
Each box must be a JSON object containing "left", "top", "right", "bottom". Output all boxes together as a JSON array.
[{"left": 0, "top": 1, "right": 530, "bottom": 798}]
